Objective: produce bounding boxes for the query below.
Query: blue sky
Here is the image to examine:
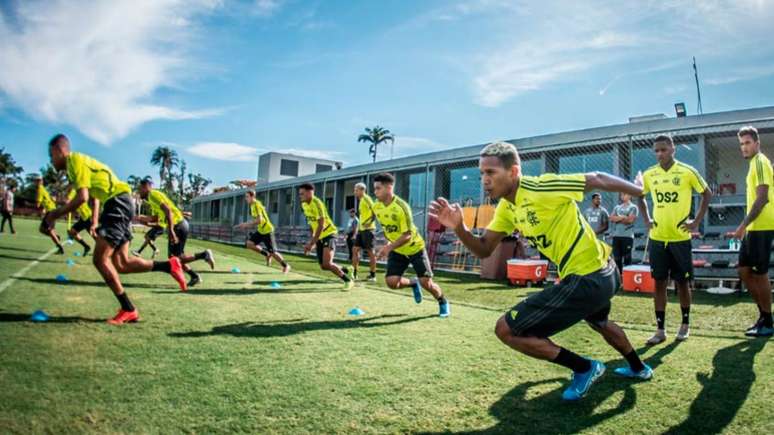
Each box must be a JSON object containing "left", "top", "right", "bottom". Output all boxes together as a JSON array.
[{"left": 2, "top": 0, "right": 774, "bottom": 187}]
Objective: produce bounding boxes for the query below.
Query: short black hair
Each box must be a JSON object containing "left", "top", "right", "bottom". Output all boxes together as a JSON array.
[
  {"left": 653, "top": 134, "right": 674, "bottom": 147},
  {"left": 140, "top": 177, "right": 153, "bottom": 186},
  {"left": 591, "top": 193, "right": 601, "bottom": 199},
  {"left": 349, "top": 208, "right": 356, "bottom": 213},
  {"left": 48, "top": 133, "right": 68, "bottom": 148},
  {"left": 298, "top": 183, "right": 314, "bottom": 191},
  {"left": 373, "top": 173, "right": 395, "bottom": 185},
  {"left": 738, "top": 126, "right": 759, "bottom": 142}
]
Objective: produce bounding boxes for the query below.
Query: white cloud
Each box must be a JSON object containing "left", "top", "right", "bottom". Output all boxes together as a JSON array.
[
  {"left": 0, "top": 0, "right": 224, "bottom": 145},
  {"left": 705, "top": 64, "right": 774, "bottom": 86},
  {"left": 461, "top": 0, "right": 774, "bottom": 107},
  {"left": 252, "top": 0, "right": 283, "bottom": 17},
  {"left": 283, "top": 148, "right": 345, "bottom": 161},
  {"left": 187, "top": 142, "right": 263, "bottom": 161}
]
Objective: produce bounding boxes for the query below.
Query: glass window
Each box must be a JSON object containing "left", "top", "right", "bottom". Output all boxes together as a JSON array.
[
  {"left": 408, "top": 172, "right": 428, "bottom": 210},
  {"left": 280, "top": 159, "right": 299, "bottom": 177},
  {"left": 449, "top": 167, "right": 481, "bottom": 205},
  {"left": 316, "top": 164, "right": 333, "bottom": 173},
  {"left": 521, "top": 159, "right": 542, "bottom": 176}
]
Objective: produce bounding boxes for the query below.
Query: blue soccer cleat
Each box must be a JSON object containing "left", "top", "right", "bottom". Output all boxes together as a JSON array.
[
  {"left": 745, "top": 325, "right": 774, "bottom": 337},
  {"left": 411, "top": 279, "right": 422, "bottom": 304},
  {"left": 562, "top": 360, "right": 606, "bottom": 401},
  {"left": 613, "top": 364, "right": 653, "bottom": 380},
  {"left": 439, "top": 301, "right": 450, "bottom": 318}
]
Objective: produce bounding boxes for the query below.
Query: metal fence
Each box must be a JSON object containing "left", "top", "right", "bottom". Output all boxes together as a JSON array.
[{"left": 190, "top": 120, "right": 774, "bottom": 281}]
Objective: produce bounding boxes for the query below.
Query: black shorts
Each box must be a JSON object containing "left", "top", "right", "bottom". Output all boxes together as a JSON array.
[
  {"left": 146, "top": 226, "right": 165, "bottom": 241},
  {"left": 354, "top": 230, "right": 375, "bottom": 250},
  {"left": 315, "top": 235, "right": 336, "bottom": 265},
  {"left": 249, "top": 231, "right": 276, "bottom": 254},
  {"left": 168, "top": 220, "right": 189, "bottom": 257},
  {"left": 649, "top": 240, "right": 693, "bottom": 282},
  {"left": 386, "top": 249, "right": 433, "bottom": 278},
  {"left": 71, "top": 218, "right": 91, "bottom": 233},
  {"left": 738, "top": 230, "right": 774, "bottom": 274},
  {"left": 97, "top": 193, "right": 134, "bottom": 248},
  {"left": 504, "top": 262, "right": 619, "bottom": 338}
]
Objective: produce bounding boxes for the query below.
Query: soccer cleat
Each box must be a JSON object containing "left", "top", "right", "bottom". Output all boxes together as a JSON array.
[
  {"left": 613, "top": 364, "right": 653, "bottom": 380},
  {"left": 342, "top": 266, "right": 351, "bottom": 280},
  {"left": 562, "top": 360, "right": 606, "bottom": 401},
  {"left": 439, "top": 301, "right": 451, "bottom": 318},
  {"left": 676, "top": 324, "right": 690, "bottom": 341},
  {"left": 368, "top": 274, "right": 377, "bottom": 283},
  {"left": 343, "top": 279, "right": 354, "bottom": 290},
  {"left": 187, "top": 274, "right": 202, "bottom": 288},
  {"left": 646, "top": 330, "right": 666, "bottom": 345},
  {"left": 282, "top": 264, "right": 291, "bottom": 274},
  {"left": 83, "top": 245, "right": 91, "bottom": 257},
  {"left": 745, "top": 317, "right": 763, "bottom": 335},
  {"left": 411, "top": 279, "right": 423, "bottom": 304},
  {"left": 56, "top": 246, "right": 64, "bottom": 255},
  {"left": 745, "top": 324, "right": 774, "bottom": 337},
  {"left": 107, "top": 309, "right": 139, "bottom": 325},
  {"left": 169, "top": 257, "right": 188, "bottom": 292},
  {"left": 203, "top": 249, "right": 216, "bottom": 270}
]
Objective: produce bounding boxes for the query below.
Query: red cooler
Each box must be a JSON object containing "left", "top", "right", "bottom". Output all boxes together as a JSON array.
[
  {"left": 507, "top": 259, "right": 549, "bottom": 286},
  {"left": 622, "top": 265, "right": 655, "bottom": 293}
]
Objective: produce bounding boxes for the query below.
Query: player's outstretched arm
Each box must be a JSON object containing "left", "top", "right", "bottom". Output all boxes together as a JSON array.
[
  {"left": 584, "top": 172, "right": 643, "bottom": 197},
  {"left": 429, "top": 197, "right": 506, "bottom": 259}
]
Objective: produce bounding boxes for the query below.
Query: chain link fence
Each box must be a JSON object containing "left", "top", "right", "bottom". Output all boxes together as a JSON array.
[{"left": 190, "top": 120, "right": 774, "bottom": 282}]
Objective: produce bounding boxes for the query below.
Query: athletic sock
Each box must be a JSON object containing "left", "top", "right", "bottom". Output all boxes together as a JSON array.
[
  {"left": 552, "top": 347, "right": 592, "bottom": 373},
  {"left": 369, "top": 271, "right": 376, "bottom": 278},
  {"left": 259, "top": 249, "right": 269, "bottom": 258},
  {"left": 152, "top": 261, "right": 172, "bottom": 273},
  {"left": 762, "top": 312, "right": 773, "bottom": 328},
  {"left": 77, "top": 239, "right": 89, "bottom": 249},
  {"left": 624, "top": 350, "right": 645, "bottom": 372},
  {"left": 187, "top": 270, "right": 199, "bottom": 279},
  {"left": 655, "top": 310, "right": 665, "bottom": 330},
  {"left": 115, "top": 292, "right": 135, "bottom": 312},
  {"left": 194, "top": 251, "right": 206, "bottom": 260},
  {"left": 680, "top": 306, "right": 690, "bottom": 325},
  {"left": 437, "top": 295, "right": 448, "bottom": 305}
]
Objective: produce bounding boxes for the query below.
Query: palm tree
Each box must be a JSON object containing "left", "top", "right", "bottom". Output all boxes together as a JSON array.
[
  {"left": 358, "top": 126, "right": 395, "bottom": 163},
  {"left": 150, "top": 146, "right": 179, "bottom": 193}
]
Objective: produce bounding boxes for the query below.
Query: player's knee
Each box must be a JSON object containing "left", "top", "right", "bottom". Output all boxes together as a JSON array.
[
  {"left": 494, "top": 317, "right": 514, "bottom": 342},
  {"left": 385, "top": 276, "right": 400, "bottom": 289}
]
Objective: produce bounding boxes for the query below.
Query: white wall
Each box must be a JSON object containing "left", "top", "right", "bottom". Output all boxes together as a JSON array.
[{"left": 263, "top": 153, "right": 339, "bottom": 183}]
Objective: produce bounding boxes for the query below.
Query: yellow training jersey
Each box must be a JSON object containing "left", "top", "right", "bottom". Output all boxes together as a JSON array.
[
  {"left": 487, "top": 173, "right": 610, "bottom": 279},
  {"left": 301, "top": 195, "right": 337, "bottom": 239},
  {"left": 250, "top": 199, "right": 274, "bottom": 234},
  {"left": 746, "top": 152, "right": 774, "bottom": 231},
  {"left": 67, "top": 189, "right": 92, "bottom": 221},
  {"left": 36, "top": 184, "right": 56, "bottom": 212},
  {"left": 66, "top": 152, "right": 131, "bottom": 203},
  {"left": 641, "top": 160, "right": 708, "bottom": 242},
  {"left": 372, "top": 195, "right": 425, "bottom": 256},
  {"left": 146, "top": 189, "right": 183, "bottom": 228},
  {"left": 358, "top": 194, "right": 376, "bottom": 231}
]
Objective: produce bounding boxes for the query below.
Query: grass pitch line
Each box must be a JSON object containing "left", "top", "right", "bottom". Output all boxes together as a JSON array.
[{"left": 0, "top": 247, "right": 58, "bottom": 295}]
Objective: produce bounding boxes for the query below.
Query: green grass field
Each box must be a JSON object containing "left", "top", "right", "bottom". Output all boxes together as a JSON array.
[{"left": 1, "top": 218, "right": 772, "bottom": 434}]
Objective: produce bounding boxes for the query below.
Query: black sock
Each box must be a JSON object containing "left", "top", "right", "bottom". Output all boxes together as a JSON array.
[
  {"left": 77, "top": 239, "right": 89, "bottom": 249},
  {"left": 759, "top": 305, "right": 765, "bottom": 319},
  {"left": 194, "top": 251, "right": 206, "bottom": 260},
  {"left": 259, "top": 249, "right": 269, "bottom": 257},
  {"left": 552, "top": 348, "right": 592, "bottom": 373},
  {"left": 149, "top": 242, "right": 157, "bottom": 251},
  {"left": 138, "top": 243, "right": 146, "bottom": 253},
  {"left": 187, "top": 270, "right": 199, "bottom": 279},
  {"left": 152, "top": 261, "right": 171, "bottom": 273},
  {"left": 369, "top": 271, "right": 376, "bottom": 277},
  {"left": 655, "top": 310, "right": 665, "bottom": 330},
  {"left": 437, "top": 295, "right": 448, "bottom": 304},
  {"left": 624, "top": 350, "right": 645, "bottom": 372},
  {"left": 762, "top": 312, "right": 773, "bottom": 328},
  {"left": 341, "top": 273, "right": 351, "bottom": 282},
  {"left": 115, "top": 292, "right": 135, "bottom": 312},
  {"left": 681, "top": 306, "right": 690, "bottom": 325}
]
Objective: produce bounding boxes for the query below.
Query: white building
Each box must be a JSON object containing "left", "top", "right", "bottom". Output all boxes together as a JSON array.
[{"left": 257, "top": 152, "right": 342, "bottom": 185}]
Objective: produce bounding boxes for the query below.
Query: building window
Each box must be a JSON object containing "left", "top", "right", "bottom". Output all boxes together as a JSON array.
[
  {"left": 449, "top": 167, "right": 481, "bottom": 205},
  {"left": 280, "top": 159, "right": 299, "bottom": 177},
  {"left": 345, "top": 195, "right": 355, "bottom": 210},
  {"left": 316, "top": 164, "right": 333, "bottom": 173},
  {"left": 521, "top": 159, "right": 542, "bottom": 176},
  {"left": 210, "top": 200, "right": 220, "bottom": 221}
]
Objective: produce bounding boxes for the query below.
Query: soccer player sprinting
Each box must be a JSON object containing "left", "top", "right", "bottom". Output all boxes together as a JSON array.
[
  {"left": 733, "top": 126, "right": 774, "bottom": 337},
  {"left": 637, "top": 135, "right": 712, "bottom": 345},
  {"left": 352, "top": 182, "right": 378, "bottom": 282},
  {"left": 430, "top": 142, "right": 651, "bottom": 401},
  {"left": 35, "top": 177, "right": 64, "bottom": 254},
  {"left": 372, "top": 173, "right": 450, "bottom": 317},
  {"left": 65, "top": 187, "right": 96, "bottom": 256},
  {"left": 132, "top": 224, "right": 163, "bottom": 258},
  {"left": 136, "top": 178, "right": 215, "bottom": 289},
  {"left": 45, "top": 134, "right": 189, "bottom": 324},
  {"left": 298, "top": 183, "right": 353, "bottom": 289},
  {"left": 234, "top": 190, "right": 291, "bottom": 274}
]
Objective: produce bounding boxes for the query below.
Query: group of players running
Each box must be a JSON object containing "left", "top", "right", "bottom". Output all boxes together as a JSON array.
[{"left": 32, "top": 126, "right": 773, "bottom": 401}]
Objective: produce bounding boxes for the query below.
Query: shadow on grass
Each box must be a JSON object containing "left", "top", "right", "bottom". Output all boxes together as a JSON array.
[
  {"left": 222, "top": 279, "right": 328, "bottom": 286},
  {"left": 168, "top": 314, "right": 436, "bottom": 338},
  {"left": 153, "top": 287, "right": 341, "bottom": 296},
  {"left": 16, "top": 276, "right": 159, "bottom": 289},
  {"left": 0, "top": 253, "right": 63, "bottom": 264},
  {"left": 423, "top": 376, "right": 637, "bottom": 434},
  {"left": 0, "top": 312, "right": 103, "bottom": 323},
  {"left": 663, "top": 338, "right": 765, "bottom": 434},
  {"left": 0, "top": 246, "right": 50, "bottom": 255}
]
